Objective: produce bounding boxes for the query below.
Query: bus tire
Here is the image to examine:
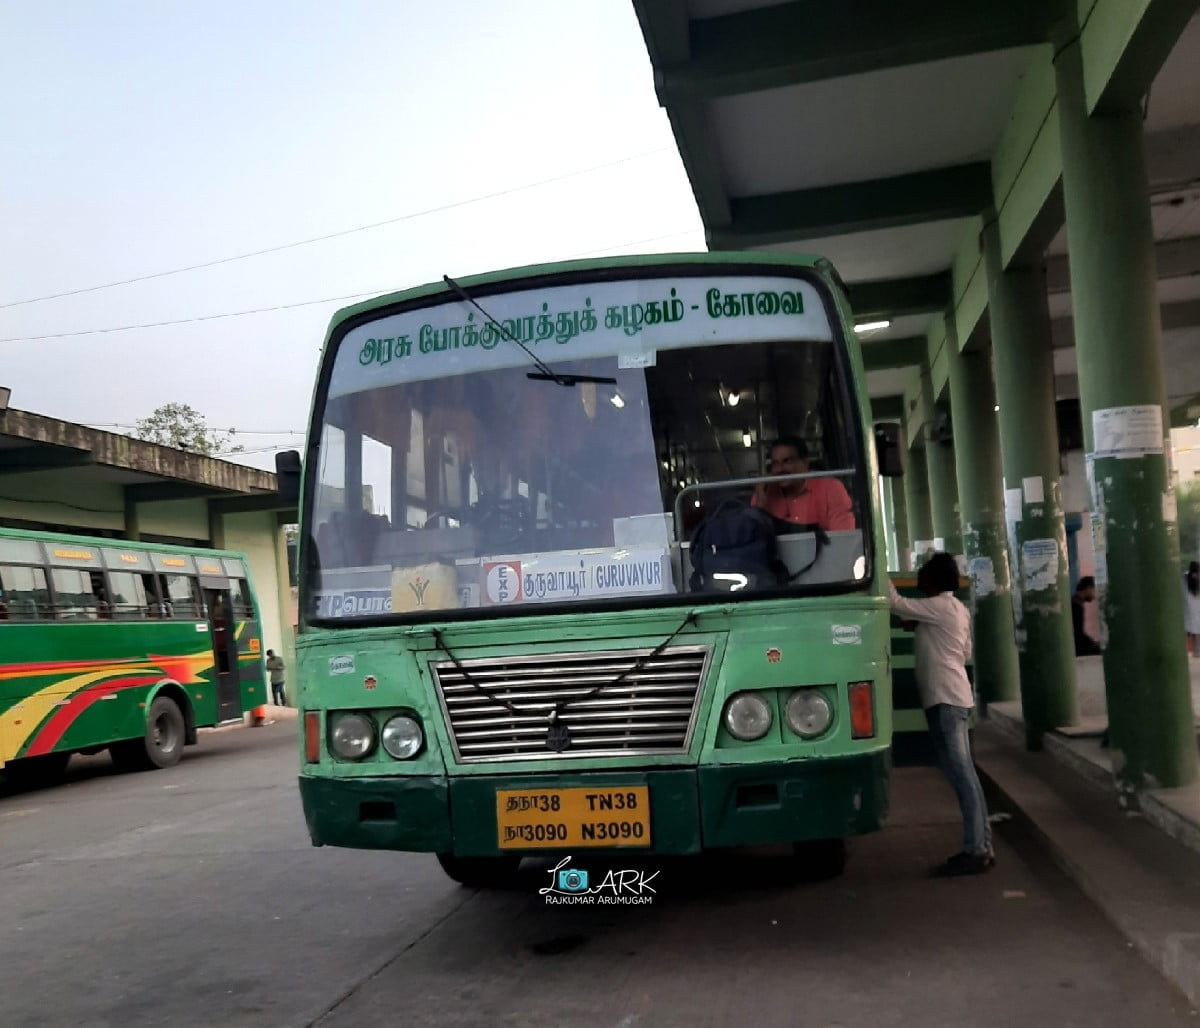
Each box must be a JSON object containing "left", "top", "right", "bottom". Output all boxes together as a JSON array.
[
  {"left": 792, "top": 838, "right": 848, "bottom": 881},
  {"left": 435, "top": 853, "right": 521, "bottom": 889},
  {"left": 3, "top": 752, "right": 70, "bottom": 790},
  {"left": 112, "top": 696, "right": 186, "bottom": 772}
]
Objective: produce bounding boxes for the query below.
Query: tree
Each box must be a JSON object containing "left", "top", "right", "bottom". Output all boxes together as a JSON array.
[{"left": 134, "top": 402, "right": 243, "bottom": 456}]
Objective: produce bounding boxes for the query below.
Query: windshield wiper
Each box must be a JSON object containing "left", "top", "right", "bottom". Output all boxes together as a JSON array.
[{"left": 443, "top": 274, "right": 617, "bottom": 387}]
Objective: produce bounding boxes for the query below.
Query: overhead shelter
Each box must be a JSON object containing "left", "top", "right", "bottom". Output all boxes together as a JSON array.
[
  {"left": 634, "top": 0, "right": 1200, "bottom": 797},
  {"left": 0, "top": 404, "right": 298, "bottom": 667}
]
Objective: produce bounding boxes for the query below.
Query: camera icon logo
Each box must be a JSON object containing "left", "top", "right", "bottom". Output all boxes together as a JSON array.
[{"left": 557, "top": 868, "right": 589, "bottom": 892}]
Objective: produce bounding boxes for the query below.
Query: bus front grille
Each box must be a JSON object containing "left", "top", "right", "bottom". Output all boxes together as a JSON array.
[{"left": 430, "top": 645, "right": 711, "bottom": 762}]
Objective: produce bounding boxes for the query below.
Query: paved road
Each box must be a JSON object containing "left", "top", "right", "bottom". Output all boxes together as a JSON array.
[{"left": 1, "top": 724, "right": 1193, "bottom": 1027}]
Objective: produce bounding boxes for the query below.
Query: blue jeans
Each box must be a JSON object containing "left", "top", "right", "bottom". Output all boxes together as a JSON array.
[{"left": 925, "top": 704, "right": 991, "bottom": 856}]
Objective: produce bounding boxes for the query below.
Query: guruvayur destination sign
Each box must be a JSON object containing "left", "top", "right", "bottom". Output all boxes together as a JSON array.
[{"left": 327, "top": 275, "right": 835, "bottom": 398}]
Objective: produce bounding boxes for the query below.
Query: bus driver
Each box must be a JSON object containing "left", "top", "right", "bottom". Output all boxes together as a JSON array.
[{"left": 751, "top": 436, "right": 856, "bottom": 532}]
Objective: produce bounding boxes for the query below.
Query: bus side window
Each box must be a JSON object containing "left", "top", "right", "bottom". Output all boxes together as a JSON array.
[
  {"left": 90, "top": 571, "right": 113, "bottom": 619},
  {"left": 231, "top": 578, "right": 255, "bottom": 618},
  {"left": 141, "top": 573, "right": 167, "bottom": 617},
  {"left": 162, "top": 574, "right": 201, "bottom": 618},
  {"left": 0, "top": 564, "right": 49, "bottom": 620},
  {"left": 109, "top": 571, "right": 149, "bottom": 619},
  {"left": 50, "top": 568, "right": 100, "bottom": 620}
]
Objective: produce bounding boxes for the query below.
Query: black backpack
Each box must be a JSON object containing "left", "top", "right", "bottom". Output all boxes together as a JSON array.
[
  {"left": 688, "top": 500, "right": 787, "bottom": 592},
  {"left": 688, "top": 499, "right": 832, "bottom": 592}
]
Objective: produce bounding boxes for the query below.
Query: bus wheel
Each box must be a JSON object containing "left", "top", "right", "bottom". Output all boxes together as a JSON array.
[
  {"left": 792, "top": 838, "right": 848, "bottom": 881},
  {"left": 111, "top": 697, "right": 186, "bottom": 772},
  {"left": 436, "top": 853, "right": 522, "bottom": 889},
  {"left": 3, "top": 752, "right": 70, "bottom": 790}
]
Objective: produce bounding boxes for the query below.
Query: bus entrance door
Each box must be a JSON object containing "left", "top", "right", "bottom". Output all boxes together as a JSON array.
[{"left": 205, "top": 589, "right": 242, "bottom": 721}]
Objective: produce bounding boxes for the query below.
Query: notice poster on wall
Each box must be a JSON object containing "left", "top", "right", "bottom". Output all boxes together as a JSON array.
[
  {"left": 968, "top": 556, "right": 996, "bottom": 598},
  {"left": 1021, "top": 538, "right": 1059, "bottom": 593},
  {"left": 1092, "top": 405, "right": 1164, "bottom": 459},
  {"left": 1091, "top": 513, "right": 1108, "bottom": 587},
  {"left": 1004, "top": 488, "right": 1023, "bottom": 523}
]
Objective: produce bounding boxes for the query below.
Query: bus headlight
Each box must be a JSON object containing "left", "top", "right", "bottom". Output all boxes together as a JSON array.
[
  {"left": 381, "top": 715, "right": 423, "bottom": 759},
  {"left": 723, "top": 692, "right": 773, "bottom": 741},
  {"left": 785, "top": 689, "right": 833, "bottom": 738},
  {"left": 330, "top": 713, "right": 376, "bottom": 760}
]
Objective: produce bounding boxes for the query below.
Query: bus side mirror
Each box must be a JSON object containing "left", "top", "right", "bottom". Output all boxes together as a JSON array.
[
  {"left": 275, "top": 450, "right": 302, "bottom": 505},
  {"left": 874, "top": 423, "right": 904, "bottom": 477}
]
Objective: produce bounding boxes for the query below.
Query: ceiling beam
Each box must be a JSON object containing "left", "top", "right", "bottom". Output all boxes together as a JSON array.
[
  {"left": 708, "top": 164, "right": 992, "bottom": 249},
  {"left": 1163, "top": 299, "right": 1200, "bottom": 333},
  {"left": 669, "top": 103, "right": 733, "bottom": 229},
  {"left": 1046, "top": 234, "right": 1200, "bottom": 294},
  {"left": 655, "top": 0, "right": 1051, "bottom": 100},
  {"left": 631, "top": 0, "right": 689, "bottom": 67},
  {"left": 631, "top": 0, "right": 732, "bottom": 229},
  {"left": 1051, "top": 297, "right": 1200, "bottom": 347},
  {"left": 848, "top": 273, "right": 951, "bottom": 318},
  {"left": 0, "top": 446, "right": 94, "bottom": 475},
  {"left": 208, "top": 493, "right": 295, "bottom": 515},
  {"left": 861, "top": 337, "right": 929, "bottom": 371},
  {"left": 125, "top": 482, "right": 228, "bottom": 504},
  {"left": 1085, "top": 0, "right": 1199, "bottom": 116},
  {"left": 1146, "top": 124, "right": 1200, "bottom": 192},
  {"left": 870, "top": 395, "right": 906, "bottom": 421}
]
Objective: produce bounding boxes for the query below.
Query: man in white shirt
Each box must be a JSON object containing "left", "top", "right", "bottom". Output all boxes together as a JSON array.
[{"left": 888, "top": 552, "right": 994, "bottom": 877}]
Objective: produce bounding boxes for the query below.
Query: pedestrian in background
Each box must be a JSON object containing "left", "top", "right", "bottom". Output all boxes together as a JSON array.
[
  {"left": 1185, "top": 563, "right": 1200, "bottom": 658},
  {"left": 1072, "top": 576, "right": 1102, "bottom": 656},
  {"left": 265, "top": 649, "right": 288, "bottom": 707},
  {"left": 888, "top": 552, "right": 994, "bottom": 877}
]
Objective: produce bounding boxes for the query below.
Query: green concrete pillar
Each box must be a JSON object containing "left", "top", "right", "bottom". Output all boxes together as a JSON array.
[
  {"left": 903, "top": 441, "right": 932, "bottom": 571},
  {"left": 123, "top": 492, "right": 141, "bottom": 541},
  {"left": 208, "top": 504, "right": 226, "bottom": 550},
  {"left": 1056, "top": 39, "right": 1197, "bottom": 795},
  {"left": 890, "top": 474, "right": 910, "bottom": 573},
  {"left": 880, "top": 478, "right": 897, "bottom": 572},
  {"left": 983, "top": 221, "right": 1078, "bottom": 748},
  {"left": 945, "top": 330, "right": 1020, "bottom": 705},
  {"left": 924, "top": 433, "right": 961, "bottom": 557}
]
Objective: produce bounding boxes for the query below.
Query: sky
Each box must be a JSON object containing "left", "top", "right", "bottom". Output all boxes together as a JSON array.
[{"left": 0, "top": 1, "right": 705, "bottom": 471}]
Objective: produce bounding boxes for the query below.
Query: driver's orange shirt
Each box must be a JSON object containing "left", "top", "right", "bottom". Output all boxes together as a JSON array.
[{"left": 752, "top": 478, "right": 856, "bottom": 531}]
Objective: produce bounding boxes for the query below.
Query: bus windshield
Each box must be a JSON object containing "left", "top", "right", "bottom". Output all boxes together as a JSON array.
[{"left": 306, "top": 266, "right": 868, "bottom": 620}]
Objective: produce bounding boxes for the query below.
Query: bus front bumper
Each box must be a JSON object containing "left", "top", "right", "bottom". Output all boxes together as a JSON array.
[{"left": 298, "top": 749, "right": 889, "bottom": 855}]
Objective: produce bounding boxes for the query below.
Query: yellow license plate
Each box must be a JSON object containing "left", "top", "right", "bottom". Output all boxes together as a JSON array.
[{"left": 495, "top": 786, "right": 651, "bottom": 849}]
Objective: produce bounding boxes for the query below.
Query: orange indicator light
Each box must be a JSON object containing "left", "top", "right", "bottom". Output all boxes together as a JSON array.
[
  {"left": 304, "top": 711, "right": 322, "bottom": 763},
  {"left": 849, "top": 681, "right": 875, "bottom": 739}
]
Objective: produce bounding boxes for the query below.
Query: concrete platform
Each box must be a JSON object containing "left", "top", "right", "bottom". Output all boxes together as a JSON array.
[
  {"left": 986, "top": 655, "right": 1200, "bottom": 853},
  {"left": 975, "top": 655, "right": 1200, "bottom": 1006}
]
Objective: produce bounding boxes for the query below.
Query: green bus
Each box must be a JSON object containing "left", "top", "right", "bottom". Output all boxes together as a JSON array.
[
  {"left": 0, "top": 527, "right": 268, "bottom": 787},
  {"left": 290, "top": 252, "right": 903, "bottom": 885}
]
